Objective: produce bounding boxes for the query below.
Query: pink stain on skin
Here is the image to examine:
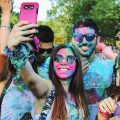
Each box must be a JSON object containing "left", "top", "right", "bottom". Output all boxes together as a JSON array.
[
  {"left": 74, "top": 27, "right": 96, "bottom": 35},
  {"left": 53, "top": 48, "right": 76, "bottom": 79}
]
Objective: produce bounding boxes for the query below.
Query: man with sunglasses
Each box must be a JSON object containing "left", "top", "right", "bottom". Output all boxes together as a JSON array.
[
  {"left": 31, "top": 25, "right": 54, "bottom": 79},
  {"left": 72, "top": 17, "right": 114, "bottom": 120}
]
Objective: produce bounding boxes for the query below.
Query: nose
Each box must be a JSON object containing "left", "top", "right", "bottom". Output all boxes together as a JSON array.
[
  {"left": 60, "top": 57, "right": 67, "bottom": 64},
  {"left": 83, "top": 36, "right": 87, "bottom": 43}
]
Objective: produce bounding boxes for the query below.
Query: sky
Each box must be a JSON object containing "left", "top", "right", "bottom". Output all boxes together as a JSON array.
[{"left": 13, "top": 0, "right": 52, "bottom": 21}]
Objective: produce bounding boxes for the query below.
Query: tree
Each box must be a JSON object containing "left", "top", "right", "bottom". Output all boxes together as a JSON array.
[{"left": 48, "top": 0, "right": 120, "bottom": 42}]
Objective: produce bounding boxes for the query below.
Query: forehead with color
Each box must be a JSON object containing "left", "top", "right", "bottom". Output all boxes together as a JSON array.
[
  {"left": 56, "top": 48, "right": 74, "bottom": 56},
  {"left": 74, "top": 27, "right": 96, "bottom": 34}
]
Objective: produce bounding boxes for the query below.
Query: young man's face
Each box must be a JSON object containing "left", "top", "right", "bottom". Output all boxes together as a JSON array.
[
  {"left": 115, "top": 31, "right": 120, "bottom": 50},
  {"left": 73, "top": 27, "right": 97, "bottom": 57}
]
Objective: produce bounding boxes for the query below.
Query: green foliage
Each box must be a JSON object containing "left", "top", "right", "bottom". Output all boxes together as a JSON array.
[
  {"left": 48, "top": 0, "right": 120, "bottom": 42},
  {"left": 11, "top": 12, "right": 19, "bottom": 28}
]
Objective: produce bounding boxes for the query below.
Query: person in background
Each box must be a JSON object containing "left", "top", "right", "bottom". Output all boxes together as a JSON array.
[
  {"left": 72, "top": 17, "right": 114, "bottom": 120},
  {"left": 98, "top": 54, "right": 120, "bottom": 120},
  {"left": 0, "top": 1, "right": 34, "bottom": 119},
  {"left": 114, "top": 26, "right": 120, "bottom": 53}
]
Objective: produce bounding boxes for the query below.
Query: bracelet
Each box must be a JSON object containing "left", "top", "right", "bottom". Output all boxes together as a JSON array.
[{"left": 0, "top": 25, "right": 11, "bottom": 31}]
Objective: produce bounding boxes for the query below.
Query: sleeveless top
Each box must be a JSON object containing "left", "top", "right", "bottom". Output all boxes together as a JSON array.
[{"left": 33, "top": 87, "right": 84, "bottom": 120}]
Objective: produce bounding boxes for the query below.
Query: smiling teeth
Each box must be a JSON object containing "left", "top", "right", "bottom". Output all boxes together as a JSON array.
[{"left": 59, "top": 68, "right": 68, "bottom": 71}]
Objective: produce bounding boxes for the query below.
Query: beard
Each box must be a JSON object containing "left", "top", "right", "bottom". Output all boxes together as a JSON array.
[{"left": 77, "top": 41, "right": 96, "bottom": 58}]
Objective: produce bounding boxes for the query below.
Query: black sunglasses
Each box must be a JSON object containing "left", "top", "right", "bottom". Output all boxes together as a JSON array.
[
  {"left": 53, "top": 54, "right": 76, "bottom": 64},
  {"left": 115, "top": 35, "right": 120, "bottom": 41},
  {"left": 73, "top": 33, "right": 97, "bottom": 42},
  {"left": 38, "top": 48, "right": 53, "bottom": 54}
]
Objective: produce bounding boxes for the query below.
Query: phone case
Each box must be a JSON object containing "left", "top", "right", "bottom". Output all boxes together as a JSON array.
[{"left": 19, "top": 2, "right": 39, "bottom": 24}]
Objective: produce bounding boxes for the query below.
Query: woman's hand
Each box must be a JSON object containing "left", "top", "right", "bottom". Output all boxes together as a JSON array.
[
  {"left": 99, "top": 97, "right": 116, "bottom": 114},
  {"left": 7, "top": 21, "right": 38, "bottom": 50},
  {"left": 81, "top": 57, "right": 89, "bottom": 74}
]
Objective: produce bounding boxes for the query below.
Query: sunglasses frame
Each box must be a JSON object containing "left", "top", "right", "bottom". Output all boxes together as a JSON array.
[
  {"left": 73, "top": 33, "right": 97, "bottom": 42},
  {"left": 53, "top": 54, "right": 77, "bottom": 64}
]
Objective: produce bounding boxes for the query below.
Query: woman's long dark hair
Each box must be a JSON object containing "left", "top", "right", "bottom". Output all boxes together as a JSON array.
[
  {"left": 49, "top": 44, "right": 88, "bottom": 120},
  {"left": 106, "top": 54, "right": 120, "bottom": 100}
]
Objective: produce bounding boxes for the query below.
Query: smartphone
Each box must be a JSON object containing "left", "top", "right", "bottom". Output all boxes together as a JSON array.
[{"left": 19, "top": 2, "right": 39, "bottom": 24}]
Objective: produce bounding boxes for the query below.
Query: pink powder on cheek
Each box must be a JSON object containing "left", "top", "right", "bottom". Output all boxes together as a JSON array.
[{"left": 53, "top": 62, "right": 76, "bottom": 79}]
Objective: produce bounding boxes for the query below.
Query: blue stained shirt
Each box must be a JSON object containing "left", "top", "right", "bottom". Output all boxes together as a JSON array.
[
  {"left": 1, "top": 77, "right": 34, "bottom": 120},
  {"left": 37, "top": 57, "right": 50, "bottom": 79},
  {"left": 83, "top": 56, "right": 114, "bottom": 120}
]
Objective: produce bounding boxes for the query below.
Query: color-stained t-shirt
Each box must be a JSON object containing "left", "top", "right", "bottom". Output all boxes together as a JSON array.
[
  {"left": 84, "top": 57, "right": 114, "bottom": 104},
  {"left": 37, "top": 57, "right": 50, "bottom": 79},
  {"left": 1, "top": 77, "right": 34, "bottom": 120},
  {"left": 114, "top": 101, "right": 120, "bottom": 116},
  {"left": 83, "top": 56, "right": 114, "bottom": 120}
]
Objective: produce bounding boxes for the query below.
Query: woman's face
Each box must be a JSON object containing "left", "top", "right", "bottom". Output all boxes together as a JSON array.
[{"left": 53, "top": 48, "right": 76, "bottom": 79}]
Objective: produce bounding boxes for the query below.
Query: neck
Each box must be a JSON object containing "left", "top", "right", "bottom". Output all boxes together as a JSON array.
[
  {"left": 88, "top": 52, "right": 96, "bottom": 63},
  {"left": 60, "top": 78, "right": 71, "bottom": 92}
]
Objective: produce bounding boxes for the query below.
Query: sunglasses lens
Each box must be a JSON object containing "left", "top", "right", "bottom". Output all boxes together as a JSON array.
[
  {"left": 86, "top": 34, "right": 96, "bottom": 41},
  {"left": 115, "top": 36, "right": 120, "bottom": 41},
  {"left": 39, "top": 48, "right": 53, "bottom": 54},
  {"left": 53, "top": 54, "right": 62, "bottom": 62},
  {"left": 67, "top": 56, "right": 76, "bottom": 64},
  {"left": 74, "top": 34, "right": 83, "bottom": 42},
  {"left": 54, "top": 55, "right": 76, "bottom": 64}
]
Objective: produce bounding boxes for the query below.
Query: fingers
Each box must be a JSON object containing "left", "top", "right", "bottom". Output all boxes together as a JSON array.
[
  {"left": 20, "top": 29, "right": 37, "bottom": 36},
  {"left": 99, "top": 97, "right": 116, "bottom": 114},
  {"left": 20, "top": 36, "right": 33, "bottom": 42},
  {"left": 81, "top": 57, "right": 89, "bottom": 73},
  {"left": 105, "top": 97, "right": 115, "bottom": 113},
  {"left": 20, "top": 24, "right": 38, "bottom": 31},
  {"left": 14, "top": 21, "right": 30, "bottom": 27}
]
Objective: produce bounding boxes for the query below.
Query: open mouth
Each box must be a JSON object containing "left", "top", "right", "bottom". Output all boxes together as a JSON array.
[
  {"left": 58, "top": 68, "right": 70, "bottom": 71},
  {"left": 81, "top": 46, "right": 89, "bottom": 51}
]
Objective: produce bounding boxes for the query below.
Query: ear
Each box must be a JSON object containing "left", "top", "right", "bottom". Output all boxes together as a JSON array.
[
  {"left": 72, "top": 37, "right": 75, "bottom": 45},
  {"left": 33, "top": 36, "right": 40, "bottom": 52},
  {"left": 96, "top": 35, "right": 101, "bottom": 45}
]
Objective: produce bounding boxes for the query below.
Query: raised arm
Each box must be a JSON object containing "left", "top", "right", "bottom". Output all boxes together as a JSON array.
[
  {"left": 7, "top": 21, "right": 52, "bottom": 97},
  {"left": 20, "top": 61, "right": 52, "bottom": 97},
  {"left": 0, "top": 0, "right": 12, "bottom": 54}
]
